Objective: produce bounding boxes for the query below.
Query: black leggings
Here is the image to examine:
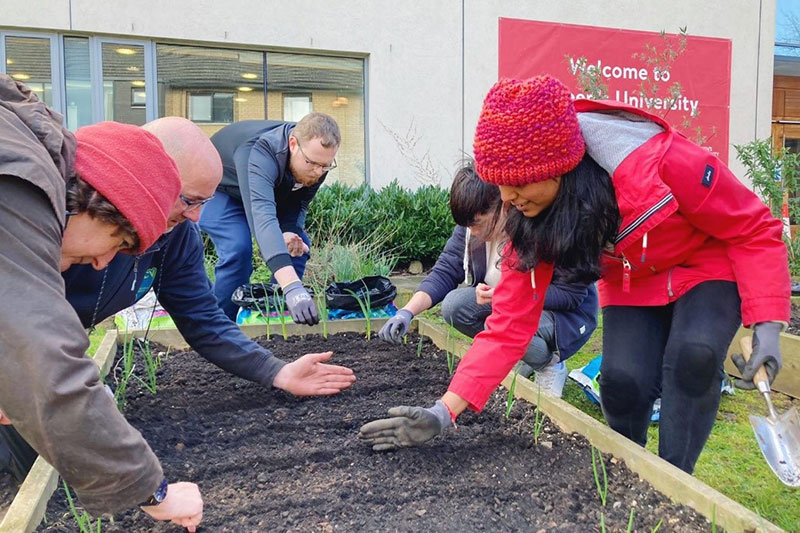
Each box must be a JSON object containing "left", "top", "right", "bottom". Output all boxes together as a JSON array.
[{"left": 600, "top": 281, "right": 741, "bottom": 473}]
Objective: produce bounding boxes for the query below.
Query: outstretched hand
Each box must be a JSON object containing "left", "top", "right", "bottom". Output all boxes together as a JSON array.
[
  {"left": 358, "top": 400, "right": 452, "bottom": 451},
  {"left": 273, "top": 351, "right": 356, "bottom": 396}
]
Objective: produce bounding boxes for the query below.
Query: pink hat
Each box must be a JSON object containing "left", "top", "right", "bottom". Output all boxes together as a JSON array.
[
  {"left": 474, "top": 75, "right": 585, "bottom": 186},
  {"left": 74, "top": 122, "right": 180, "bottom": 253}
]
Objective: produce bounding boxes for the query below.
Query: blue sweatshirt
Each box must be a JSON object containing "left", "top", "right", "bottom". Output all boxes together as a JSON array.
[
  {"left": 417, "top": 225, "right": 598, "bottom": 360},
  {"left": 62, "top": 221, "right": 286, "bottom": 387}
]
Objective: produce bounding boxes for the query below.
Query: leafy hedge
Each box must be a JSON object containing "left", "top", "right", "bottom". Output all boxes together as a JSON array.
[{"left": 306, "top": 180, "right": 454, "bottom": 265}]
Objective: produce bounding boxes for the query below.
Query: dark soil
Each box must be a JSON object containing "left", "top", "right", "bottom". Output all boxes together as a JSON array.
[
  {"left": 38, "top": 333, "right": 714, "bottom": 532},
  {"left": 0, "top": 473, "right": 18, "bottom": 522},
  {"left": 787, "top": 304, "right": 800, "bottom": 336}
]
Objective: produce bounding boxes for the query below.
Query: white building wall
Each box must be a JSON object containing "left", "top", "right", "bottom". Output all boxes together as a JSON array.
[{"left": 1, "top": 0, "right": 775, "bottom": 188}]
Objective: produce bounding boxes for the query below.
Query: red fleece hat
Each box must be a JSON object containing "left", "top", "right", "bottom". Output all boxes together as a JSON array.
[
  {"left": 473, "top": 75, "right": 585, "bottom": 186},
  {"left": 74, "top": 121, "right": 180, "bottom": 253}
]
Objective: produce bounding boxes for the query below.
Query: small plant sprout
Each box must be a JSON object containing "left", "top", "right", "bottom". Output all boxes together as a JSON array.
[
  {"left": 275, "top": 288, "right": 288, "bottom": 340},
  {"left": 626, "top": 508, "right": 635, "bottom": 533},
  {"left": 533, "top": 386, "right": 545, "bottom": 444},
  {"left": 315, "top": 292, "right": 328, "bottom": 339},
  {"left": 63, "top": 480, "right": 103, "bottom": 532},
  {"left": 445, "top": 320, "right": 456, "bottom": 375},
  {"left": 345, "top": 285, "right": 372, "bottom": 340},
  {"left": 591, "top": 445, "right": 608, "bottom": 507},
  {"left": 416, "top": 334, "right": 424, "bottom": 358},
  {"left": 711, "top": 504, "right": 717, "bottom": 533},
  {"left": 113, "top": 333, "right": 137, "bottom": 411},
  {"left": 139, "top": 340, "right": 158, "bottom": 394},
  {"left": 504, "top": 371, "right": 518, "bottom": 420},
  {"left": 600, "top": 512, "right": 606, "bottom": 533},
  {"left": 651, "top": 518, "right": 663, "bottom": 532}
]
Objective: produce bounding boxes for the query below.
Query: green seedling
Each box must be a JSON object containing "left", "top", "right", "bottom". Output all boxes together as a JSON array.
[
  {"left": 403, "top": 333, "right": 408, "bottom": 345},
  {"left": 416, "top": 334, "right": 424, "bottom": 358},
  {"left": 591, "top": 446, "right": 608, "bottom": 507},
  {"left": 315, "top": 292, "right": 329, "bottom": 339},
  {"left": 651, "top": 518, "right": 663, "bottom": 532},
  {"left": 711, "top": 504, "right": 716, "bottom": 533},
  {"left": 275, "top": 289, "right": 288, "bottom": 340},
  {"left": 63, "top": 480, "right": 103, "bottom": 533},
  {"left": 113, "top": 333, "right": 137, "bottom": 411},
  {"left": 445, "top": 320, "right": 456, "bottom": 374},
  {"left": 533, "top": 386, "right": 545, "bottom": 444},
  {"left": 600, "top": 512, "right": 606, "bottom": 533},
  {"left": 626, "top": 508, "right": 635, "bottom": 533},
  {"left": 345, "top": 286, "right": 372, "bottom": 339},
  {"left": 504, "top": 371, "right": 518, "bottom": 420}
]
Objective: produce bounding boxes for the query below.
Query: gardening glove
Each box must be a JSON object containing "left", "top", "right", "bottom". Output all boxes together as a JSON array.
[
  {"left": 731, "top": 322, "right": 783, "bottom": 390},
  {"left": 358, "top": 400, "right": 452, "bottom": 451},
  {"left": 378, "top": 309, "right": 413, "bottom": 344},
  {"left": 283, "top": 281, "right": 319, "bottom": 325}
]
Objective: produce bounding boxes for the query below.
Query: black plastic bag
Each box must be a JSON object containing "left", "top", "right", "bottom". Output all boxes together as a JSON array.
[
  {"left": 232, "top": 283, "right": 316, "bottom": 311},
  {"left": 325, "top": 276, "right": 397, "bottom": 311}
]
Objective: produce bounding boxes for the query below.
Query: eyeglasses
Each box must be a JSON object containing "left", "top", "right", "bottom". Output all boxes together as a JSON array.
[
  {"left": 179, "top": 193, "right": 214, "bottom": 212},
  {"left": 295, "top": 138, "right": 337, "bottom": 172}
]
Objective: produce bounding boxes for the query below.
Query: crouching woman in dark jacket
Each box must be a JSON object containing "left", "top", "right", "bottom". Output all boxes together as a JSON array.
[{"left": 378, "top": 163, "right": 597, "bottom": 397}]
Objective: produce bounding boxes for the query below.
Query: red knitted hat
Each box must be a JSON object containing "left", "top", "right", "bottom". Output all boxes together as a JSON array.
[
  {"left": 473, "top": 75, "right": 585, "bottom": 186},
  {"left": 74, "top": 122, "right": 180, "bottom": 254}
]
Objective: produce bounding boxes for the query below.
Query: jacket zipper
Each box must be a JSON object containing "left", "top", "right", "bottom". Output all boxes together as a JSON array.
[
  {"left": 613, "top": 193, "right": 673, "bottom": 245},
  {"left": 622, "top": 255, "right": 632, "bottom": 293}
]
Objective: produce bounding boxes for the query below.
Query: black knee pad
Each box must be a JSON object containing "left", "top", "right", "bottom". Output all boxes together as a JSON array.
[
  {"left": 598, "top": 371, "right": 641, "bottom": 417},
  {"left": 672, "top": 341, "right": 718, "bottom": 398}
]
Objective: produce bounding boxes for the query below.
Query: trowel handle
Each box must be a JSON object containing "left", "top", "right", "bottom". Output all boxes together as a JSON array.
[{"left": 740, "top": 336, "right": 771, "bottom": 390}]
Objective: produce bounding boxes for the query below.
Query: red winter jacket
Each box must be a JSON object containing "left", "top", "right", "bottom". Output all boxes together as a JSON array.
[{"left": 449, "top": 101, "right": 790, "bottom": 412}]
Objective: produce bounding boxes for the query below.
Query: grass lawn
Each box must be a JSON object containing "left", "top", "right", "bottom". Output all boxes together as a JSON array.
[{"left": 423, "top": 310, "right": 800, "bottom": 531}]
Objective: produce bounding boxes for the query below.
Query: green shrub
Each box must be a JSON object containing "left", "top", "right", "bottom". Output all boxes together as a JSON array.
[{"left": 307, "top": 180, "right": 454, "bottom": 265}]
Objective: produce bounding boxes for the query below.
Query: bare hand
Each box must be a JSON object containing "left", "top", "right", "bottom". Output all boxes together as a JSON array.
[
  {"left": 141, "top": 482, "right": 203, "bottom": 532},
  {"left": 0, "top": 410, "right": 12, "bottom": 425},
  {"left": 283, "top": 232, "right": 309, "bottom": 257},
  {"left": 475, "top": 283, "right": 494, "bottom": 305},
  {"left": 273, "top": 351, "right": 356, "bottom": 396}
]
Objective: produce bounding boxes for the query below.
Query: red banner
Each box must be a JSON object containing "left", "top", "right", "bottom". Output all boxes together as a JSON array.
[{"left": 499, "top": 18, "right": 732, "bottom": 163}]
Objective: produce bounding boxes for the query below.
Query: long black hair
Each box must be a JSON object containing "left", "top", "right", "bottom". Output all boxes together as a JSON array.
[{"left": 504, "top": 154, "right": 620, "bottom": 283}]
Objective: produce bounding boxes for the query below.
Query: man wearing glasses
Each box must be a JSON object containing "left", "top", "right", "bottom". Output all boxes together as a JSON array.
[
  {"left": 62, "top": 117, "right": 354, "bottom": 400},
  {"left": 199, "top": 113, "right": 340, "bottom": 324}
]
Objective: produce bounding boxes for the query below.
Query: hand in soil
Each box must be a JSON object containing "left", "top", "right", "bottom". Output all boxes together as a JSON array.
[
  {"left": 358, "top": 400, "right": 452, "bottom": 451},
  {"left": 272, "top": 351, "right": 356, "bottom": 396},
  {"left": 731, "top": 321, "right": 783, "bottom": 389},
  {"left": 140, "top": 481, "right": 203, "bottom": 532},
  {"left": 283, "top": 281, "right": 320, "bottom": 325},
  {"left": 378, "top": 309, "right": 413, "bottom": 344}
]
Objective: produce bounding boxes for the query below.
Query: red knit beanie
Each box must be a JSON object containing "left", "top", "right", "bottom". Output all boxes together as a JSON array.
[
  {"left": 473, "top": 75, "right": 585, "bottom": 186},
  {"left": 74, "top": 122, "right": 180, "bottom": 253}
]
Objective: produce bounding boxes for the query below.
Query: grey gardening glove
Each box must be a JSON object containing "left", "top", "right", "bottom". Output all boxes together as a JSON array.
[
  {"left": 378, "top": 310, "right": 413, "bottom": 344},
  {"left": 358, "top": 400, "right": 452, "bottom": 451},
  {"left": 283, "top": 281, "right": 319, "bottom": 325},
  {"left": 731, "top": 322, "right": 783, "bottom": 390}
]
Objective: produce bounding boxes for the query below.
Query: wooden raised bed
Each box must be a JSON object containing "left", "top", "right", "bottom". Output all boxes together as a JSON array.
[
  {"left": 1, "top": 319, "right": 784, "bottom": 532},
  {"left": 726, "top": 327, "right": 800, "bottom": 400}
]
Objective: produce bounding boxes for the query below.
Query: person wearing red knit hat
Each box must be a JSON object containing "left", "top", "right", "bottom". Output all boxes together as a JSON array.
[
  {"left": 0, "top": 74, "right": 202, "bottom": 531},
  {"left": 360, "top": 75, "right": 789, "bottom": 476}
]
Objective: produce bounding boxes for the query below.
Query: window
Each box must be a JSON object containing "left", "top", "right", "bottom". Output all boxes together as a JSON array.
[
  {"left": 283, "top": 93, "right": 312, "bottom": 122},
  {"left": 157, "top": 44, "right": 264, "bottom": 135},
  {"left": 188, "top": 92, "right": 234, "bottom": 123},
  {"left": 3, "top": 35, "right": 54, "bottom": 106},
  {"left": 63, "top": 37, "right": 92, "bottom": 130},
  {"left": 131, "top": 87, "right": 146, "bottom": 107},
  {"left": 267, "top": 52, "right": 366, "bottom": 185}
]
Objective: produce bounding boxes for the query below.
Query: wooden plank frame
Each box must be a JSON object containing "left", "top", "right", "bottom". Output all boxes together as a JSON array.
[{"left": 3, "top": 319, "right": 785, "bottom": 532}]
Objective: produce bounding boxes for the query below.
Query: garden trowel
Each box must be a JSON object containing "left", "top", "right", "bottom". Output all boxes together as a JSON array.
[{"left": 739, "top": 336, "right": 800, "bottom": 487}]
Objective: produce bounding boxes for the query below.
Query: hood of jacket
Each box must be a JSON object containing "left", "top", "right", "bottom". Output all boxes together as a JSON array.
[{"left": 0, "top": 74, "right": 75, "bottom": 228}]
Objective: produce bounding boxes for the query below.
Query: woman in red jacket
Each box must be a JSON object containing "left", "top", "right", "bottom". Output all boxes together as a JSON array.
[{"left": 359, "top": 75, "right": 790, "bottom": 474}]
